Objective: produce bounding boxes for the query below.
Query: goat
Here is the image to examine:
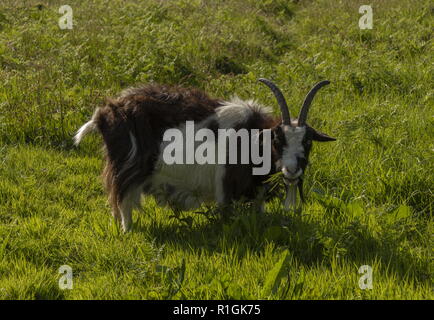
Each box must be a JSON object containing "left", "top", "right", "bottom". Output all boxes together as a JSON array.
[{"left": 74, "top": 79, "right": 336, "bottom": 231}]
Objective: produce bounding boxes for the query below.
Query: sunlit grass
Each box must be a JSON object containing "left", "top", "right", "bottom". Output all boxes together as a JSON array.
[{"left": 0, "top": 0, "right": 432, "bottom": 299}]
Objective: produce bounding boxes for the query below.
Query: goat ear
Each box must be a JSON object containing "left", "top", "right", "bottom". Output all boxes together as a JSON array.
[{"left": 312, "top": 129, "right": 336, "bottom": 142}]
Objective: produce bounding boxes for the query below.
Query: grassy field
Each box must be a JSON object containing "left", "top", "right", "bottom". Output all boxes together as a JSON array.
[{"left": 0, "top": 0, "right": 432, "bottom": 299}]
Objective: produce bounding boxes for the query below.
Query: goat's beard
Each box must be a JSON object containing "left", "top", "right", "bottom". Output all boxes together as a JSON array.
[{"left": 284, "top": 181, "right": 301, "bottom": 211}]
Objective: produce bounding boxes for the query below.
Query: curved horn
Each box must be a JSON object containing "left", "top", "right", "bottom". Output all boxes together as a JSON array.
[
  {"left": 298, "top": 80, "right": 330, "bottom": 126},
  {"left": 259, "top": 78, "right": 291, "bottom": 125}
]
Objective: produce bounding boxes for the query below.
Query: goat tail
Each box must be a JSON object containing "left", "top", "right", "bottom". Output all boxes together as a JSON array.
[{"left": 74, "top": 117, "right": 98, "bottom": 146}]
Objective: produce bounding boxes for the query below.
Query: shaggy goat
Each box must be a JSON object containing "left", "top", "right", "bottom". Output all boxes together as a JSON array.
[{"left": 74, "top": 79, "right": 335, "bottom": 231}]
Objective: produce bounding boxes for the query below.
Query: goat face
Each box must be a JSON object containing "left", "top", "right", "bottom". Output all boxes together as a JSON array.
[{"left": 260, "top": 79, "right": 336, "bottom": 210}]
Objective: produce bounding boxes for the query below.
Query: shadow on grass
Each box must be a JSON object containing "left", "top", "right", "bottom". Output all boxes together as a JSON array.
[{"left": 134, "top": 203, "right": 430, "bottom": 284}]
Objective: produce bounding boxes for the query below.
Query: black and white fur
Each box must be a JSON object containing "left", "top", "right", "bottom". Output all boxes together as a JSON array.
[{"left": 74, "top": 81, "right": 335, "bottom": 231}]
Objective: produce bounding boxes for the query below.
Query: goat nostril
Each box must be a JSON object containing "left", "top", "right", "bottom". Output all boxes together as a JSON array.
[
  {"left": 282, "top": 167, "right": 294, "bottom": 176},
  {"left": 282, "top": 167, "right": 302, "bottom": 178}
]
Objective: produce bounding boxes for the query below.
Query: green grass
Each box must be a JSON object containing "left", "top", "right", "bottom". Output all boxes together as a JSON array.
[{"left": 0, "top": 0, "right": 433, "bottom": 299}]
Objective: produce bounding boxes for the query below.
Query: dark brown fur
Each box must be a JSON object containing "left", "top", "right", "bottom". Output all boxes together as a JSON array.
[{"left": 93, "top": 85, "right": 222, "bottom": 212}]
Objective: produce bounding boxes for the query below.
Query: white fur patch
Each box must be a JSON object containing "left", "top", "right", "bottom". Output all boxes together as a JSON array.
[
  {"left": 150, "top": 118, "right": 219, "bottom": 210},
  {"left": 150, "top": 159, "right": 218, "bottom": 210},
  {"left": 281, "top": 125, "right": 305, "bottom": 178},
  {"left": 73, "top": 120, "right": 96, "bottom": 145},
  {"left": 216, "top": 97, "right": 272, "bottom": 128}
]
